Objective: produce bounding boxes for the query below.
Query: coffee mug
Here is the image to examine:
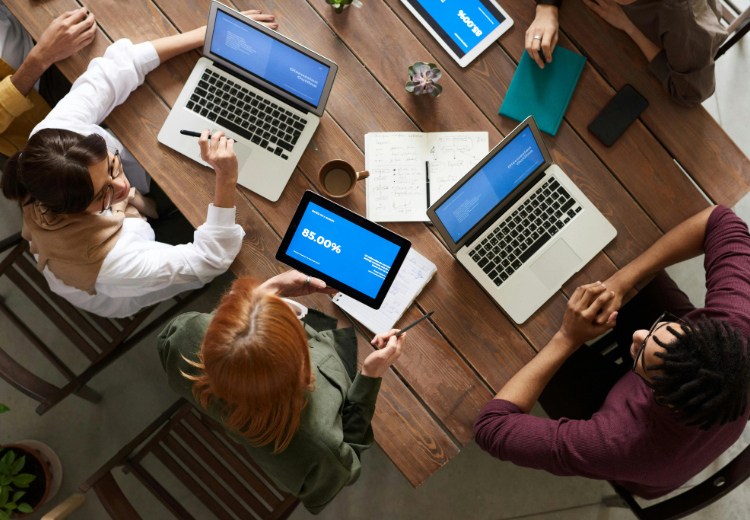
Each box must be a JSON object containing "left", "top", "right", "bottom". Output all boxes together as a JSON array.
[{"left": 318, "top": 160, "right": 369, "bottom": 198}]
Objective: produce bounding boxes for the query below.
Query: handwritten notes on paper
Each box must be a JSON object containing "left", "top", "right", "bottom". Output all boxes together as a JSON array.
[
  {"left": 333, "top": 248, "right": 437, "bottom": 334},
  {"left": 365, "top": 132, "right": 488, "bottom": 222}
]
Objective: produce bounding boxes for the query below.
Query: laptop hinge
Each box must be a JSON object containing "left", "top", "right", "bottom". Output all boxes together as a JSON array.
[
  {"left": 463, "top": 171, "right": 547, "bottom": 248},
  {"left": 213, "top": 62, "right": 310, "bottom": 115}
]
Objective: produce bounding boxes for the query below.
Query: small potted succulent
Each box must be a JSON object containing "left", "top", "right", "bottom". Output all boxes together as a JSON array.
[
  {"left": 326, "top": 0, "right": 363, "bottom": 14},
  {"left": 0, "top": 404, "right": 60, "bottom": 518},
  {"left": 405, "top": 62, "right": 443, "bottom": 97}
]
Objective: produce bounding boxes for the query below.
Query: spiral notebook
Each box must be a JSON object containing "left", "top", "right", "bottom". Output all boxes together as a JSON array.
[{"left": 333, "top": 249, "right": 437, "bottom": 334}]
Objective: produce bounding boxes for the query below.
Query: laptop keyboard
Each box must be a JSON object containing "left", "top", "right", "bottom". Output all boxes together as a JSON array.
[
  {"left": 186, "top": 68, "right": 309, "bottom": 160},
  {"left": 468, "top": 177, "right": 582, "bottom": 288}
]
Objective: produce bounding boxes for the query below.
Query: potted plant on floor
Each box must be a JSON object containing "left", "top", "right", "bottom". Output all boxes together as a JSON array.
[{"left": 0, "top": 404, "right": 60, "bottom": 519}]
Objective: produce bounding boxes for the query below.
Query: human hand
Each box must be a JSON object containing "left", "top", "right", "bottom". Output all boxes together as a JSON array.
[
  {"left": 557, "top": 282, "right": 618, "bottom": 348},
  {"left": 525, "top": 5, "right": 559, "bottom": 68},
  {"left": 32, "top": 8, "right": 97, "bottom": 68},
  {"left": 258, "top": 270, "right": 338, "bottom": 297},
  {"left": 199, "top": 130, "right": 238, "bottom": 186},
  {"left": 594, "top": 271, "right": 633, "bottom": 326},
  {"left": 364, "top": 329, "right": 406, "bottom": 378},
  {"left": 239, "top": 9, "right": 278, "bottom": 30},
  {"left": 129, "top": 190, "right": 158, "bottom": 219},
  {"left": 581, "top": 0, "right": 633, "bottom": 33}
]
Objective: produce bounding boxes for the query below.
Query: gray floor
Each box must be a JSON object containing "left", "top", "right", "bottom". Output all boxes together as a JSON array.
[{"left": 2, "top": 31, "right": 750, "bottom": 520}]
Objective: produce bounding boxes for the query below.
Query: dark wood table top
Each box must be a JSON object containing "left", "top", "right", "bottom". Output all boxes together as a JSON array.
[{"left": 7, "top": 0, "right": 749, "bottom": 488}]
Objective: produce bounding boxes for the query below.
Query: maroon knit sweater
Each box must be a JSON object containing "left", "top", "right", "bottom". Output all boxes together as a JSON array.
[{"left": 474, "top": 206, "right": 750, "bottom": 499}]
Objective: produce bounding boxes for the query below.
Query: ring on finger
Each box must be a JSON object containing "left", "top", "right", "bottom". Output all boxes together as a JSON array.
[{"left": 533, "top": 35, "right": 542, "bottom": 40}]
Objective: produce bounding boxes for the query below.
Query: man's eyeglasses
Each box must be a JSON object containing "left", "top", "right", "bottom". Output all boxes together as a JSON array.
[
  {"left": 632, "top": 311, "right": 685, "bottom": 389},
  {"left": 94, "top": 148, "right": 123, "bottom": 213}
]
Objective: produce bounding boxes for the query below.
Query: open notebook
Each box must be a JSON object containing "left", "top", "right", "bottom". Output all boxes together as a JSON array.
[
  {"left": 365, "top": 132, "right": 488, "bottom": 222},
  {"left": 332, "top": 249, "right": 437, "bottom": 334}
]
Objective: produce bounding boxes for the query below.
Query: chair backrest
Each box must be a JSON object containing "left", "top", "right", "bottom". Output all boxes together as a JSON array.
[
  {"left": 716, "top": 1, "right": 750, "bottom": 59},
  {"left": 81, "top": 400, "right": 298, "bottom": 520},
  {"left": 614, "top": 428, "right": 750, "bottom": 520}
]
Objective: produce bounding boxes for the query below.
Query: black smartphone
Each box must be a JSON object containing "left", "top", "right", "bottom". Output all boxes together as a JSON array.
[{"left": 588, "top": 85, "right": 648, "bottom": 147}]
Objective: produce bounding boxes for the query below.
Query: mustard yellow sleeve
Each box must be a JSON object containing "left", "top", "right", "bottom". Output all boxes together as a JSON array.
[{"left": 0, "top": 75, "right": 34, "bottom": 134}]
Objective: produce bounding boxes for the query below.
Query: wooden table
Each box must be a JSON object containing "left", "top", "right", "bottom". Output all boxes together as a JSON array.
[{"left": 7, "top": 0, "right": 750, "bottom": 488}]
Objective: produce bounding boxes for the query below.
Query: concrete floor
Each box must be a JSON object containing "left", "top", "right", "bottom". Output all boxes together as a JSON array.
[{"left": 2, "top": 27, "right": 750, "bottom": 520}]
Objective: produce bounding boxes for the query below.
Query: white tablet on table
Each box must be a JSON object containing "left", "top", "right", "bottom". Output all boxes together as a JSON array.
[{"left": 400, "top": 0, "right": 513, "bottom": 68}]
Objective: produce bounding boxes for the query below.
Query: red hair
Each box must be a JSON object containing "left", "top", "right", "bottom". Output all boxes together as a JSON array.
[{"left": 183, "top": 278, "right": 312, "bottom": 453}]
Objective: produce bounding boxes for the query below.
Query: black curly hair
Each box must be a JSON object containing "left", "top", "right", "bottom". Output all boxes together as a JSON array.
[{"left": 648, "top": 315, "right": 750, "bottom": 430}]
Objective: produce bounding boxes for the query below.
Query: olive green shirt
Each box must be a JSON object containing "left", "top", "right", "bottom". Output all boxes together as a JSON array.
[{"left": 157, "top": 309, "right": 381, "bottom": 515}]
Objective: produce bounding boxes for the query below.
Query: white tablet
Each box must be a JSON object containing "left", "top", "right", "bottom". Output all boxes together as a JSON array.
[{"left": 400, "top": 0, "right": 513, "bottom": 68}]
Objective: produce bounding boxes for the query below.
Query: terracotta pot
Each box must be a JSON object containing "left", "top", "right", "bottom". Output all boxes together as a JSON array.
[{"left": 2, "top": 444, "right": 51, "bottom": 518}]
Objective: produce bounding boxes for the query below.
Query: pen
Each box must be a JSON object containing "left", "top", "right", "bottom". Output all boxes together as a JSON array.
[
  {"left": 180, "top": 129, "right": 235, "bottom": 140},
  {"left": 395, "top": 311, "right": 434, "bottom": 337},
  {"left": 425, "top": 161, "right": 431, "bottom": 210}
]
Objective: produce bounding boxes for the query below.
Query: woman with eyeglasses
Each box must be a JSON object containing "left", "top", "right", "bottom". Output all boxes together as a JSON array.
[
  {"left": 474, "top": 205, "right": 750, "bottom": 501},
  {"left": 157, "top": 270, "right": 407, "bottom": 514},
  {"left": 0, "top": 10, "right": 278, "bottom": 318}
]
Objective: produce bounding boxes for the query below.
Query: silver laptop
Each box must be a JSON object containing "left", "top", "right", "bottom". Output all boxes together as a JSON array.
[
  {"left": 427, "top": 117, "right": 617, "bottom": 324},
  {"left": 158, "top": 2, "right": 338, "bottom": 202}
]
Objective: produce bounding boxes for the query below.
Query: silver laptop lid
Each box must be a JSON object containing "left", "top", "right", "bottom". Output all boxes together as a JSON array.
[
  {"left": 204, "top": 2, "right": 338, "bottom": 117},
  {"left": 427, "top": 117, "right": 554, "bottom": 253}
]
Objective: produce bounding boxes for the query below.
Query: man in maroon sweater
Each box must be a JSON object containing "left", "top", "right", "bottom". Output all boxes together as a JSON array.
[{"left": 474, "top": 205, "right": 750, "bottom": 499}]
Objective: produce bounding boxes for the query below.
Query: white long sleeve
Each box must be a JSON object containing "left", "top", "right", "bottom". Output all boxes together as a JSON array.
[{"left": 32, "top": 39, "right": 246, "bottom": 317}]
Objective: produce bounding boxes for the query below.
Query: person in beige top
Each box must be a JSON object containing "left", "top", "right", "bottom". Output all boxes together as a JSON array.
[{"left": 526, "top": 0, "right": 728, "bottom": 107}]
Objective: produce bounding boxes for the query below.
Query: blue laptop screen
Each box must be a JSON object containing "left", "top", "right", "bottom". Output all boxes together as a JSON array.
[
  {"left": 286, "top": 203, "right": 401, "bottom": 298},
  {"left": 403, "top": 0, "right": 506, "bottom": 58},
  {"left": 210, "top": 11, "right": 331, "bottom": 107},
  {"left": 435, "top": 126, "right": 545, "bottom": 242}
]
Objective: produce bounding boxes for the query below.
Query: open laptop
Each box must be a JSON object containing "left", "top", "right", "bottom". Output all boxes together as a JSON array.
[
  {"left": 158, "top": 2, "right": 338, "bottom": 202},
  {"left": 427, "top": 117, "right": 617, "bottom": 324}
]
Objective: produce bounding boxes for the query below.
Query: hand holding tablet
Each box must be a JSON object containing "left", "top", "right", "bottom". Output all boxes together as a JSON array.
[{"left": 276, "top": 191, "right": 411, "bottom": 309}]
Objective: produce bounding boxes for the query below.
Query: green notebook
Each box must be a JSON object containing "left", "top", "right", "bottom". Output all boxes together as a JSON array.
[{"left": 500, "top": 47, "right": 586, "bottom": 136}]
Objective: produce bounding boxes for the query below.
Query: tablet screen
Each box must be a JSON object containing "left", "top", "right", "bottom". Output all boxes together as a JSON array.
[
  {"left": 403, "top": 0, "right": 506, "bottom": 58},
  {"left": 277, "top": 192, "right": 411, "bottom": 308}
]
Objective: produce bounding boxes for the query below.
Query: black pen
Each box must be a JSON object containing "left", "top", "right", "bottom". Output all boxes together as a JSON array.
[
  {"left": 395, "top": 311, "right": 434, "bottom": 337},
  {"left": 180, "top": 129, "right": 234, "bottom": 140},
  {"left": 425, "top": 161, "right": 431, "bottom": 210}
]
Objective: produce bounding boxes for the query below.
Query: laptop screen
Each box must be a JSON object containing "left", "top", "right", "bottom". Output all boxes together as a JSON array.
[
  {"left": 210, "top": 10, "right": 331, "bottom": 108},
  {"left": 434, "top": 126, "right": 545, "bottom": 242}
]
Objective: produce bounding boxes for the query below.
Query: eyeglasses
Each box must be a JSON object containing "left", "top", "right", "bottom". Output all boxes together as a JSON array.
[
  {"left": 632, "top": 311, "right": 685, "bottom": 389},
  {"left": 94, "top": 148, "right": 122, "bottom": 213}
]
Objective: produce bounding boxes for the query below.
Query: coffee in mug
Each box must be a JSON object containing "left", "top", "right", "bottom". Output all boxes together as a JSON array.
[{"left": 318, "top": 160, "right": 369, "bottom": 198}]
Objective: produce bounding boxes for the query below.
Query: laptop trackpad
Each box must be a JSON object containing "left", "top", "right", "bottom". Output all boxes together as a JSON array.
[
  {"left": 232, "top": 142, "right": 252, "bottom": 171},
  {"left": 531, "top": 239, "right": 581, "bottom": 290}
]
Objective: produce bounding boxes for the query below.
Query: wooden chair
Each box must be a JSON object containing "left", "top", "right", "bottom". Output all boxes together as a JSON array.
[
  {"left": 80, "top": 400, "right": 299, "bottom": 520},
  {"left": 589, "top": 332, "right": 750, "bottom": 519},
  {"left": 0, "top": 232, "right": 209, "bottom": 416},
  {"left": 716, "top": 1, "right": 750, "bottom": 59}
]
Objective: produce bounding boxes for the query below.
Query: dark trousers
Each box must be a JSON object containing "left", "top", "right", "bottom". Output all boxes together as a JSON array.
[
  {"left": 145, "top": 180, "right": 197, "bottom": 246},
  {"left": 38, "top": 64, "right": 71, "bottom": 109},
  {"left": 538, "top": 271, "right": 696, "bottom": 421}
]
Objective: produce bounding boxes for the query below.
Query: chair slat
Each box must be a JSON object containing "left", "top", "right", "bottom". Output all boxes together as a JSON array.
[
  {"left": 6, "top": 267, "right": 99, "bottom": 361},
  {"left": 269, "top": 497, "right": 299, "bottom": 520},
  {"left": 173, "top": 422, "right": 271, "bottom": 515},
  {"left": 16, "top": 253, "right": 109, "bottom": 349},
  {"left": 92, "top": 472, "right": 143, "bottom": 520},
  {"left": 127, "top": 461, "right": 196, "bottom": 520},
  {"left": 162, "top": 434, "right": 250, "bottom": 520},
  {"left": 150, "top": 443, "right": 234, "bottom": 520},
  {"left": 201, "top": 415, "right": 286, "bottom": 497},
  {"left": 184, "top": 412, "right": 281, "bottom": 508},
  {"left": 0, "top": 344, "right": 59, "bottom": 402},
  {"left": 0, "top": 240, "right": 25, "bottom": 275},
  {"left": 87, "top": 313, "right": 123, "bottom": 339}
]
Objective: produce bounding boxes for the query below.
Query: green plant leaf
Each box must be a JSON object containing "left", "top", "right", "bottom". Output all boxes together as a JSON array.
[
  {"left": 430, "top": 83, "right": 443, "bottom": 97},
  {"left": 11, "top": 456, "right": 24, "bottom": 476},
  {"left": 11, "top": 491, "right": 23, "bottom": 504},
  {"left": 407, "top": 65, "right": 415, "bottom": 76},
  {"left": 0, "top": 488, "right": 7, "bottom": 507},
  {"left": 3, "top": 503, "right": 16, "bottom": 511},
  {"left": 405, "top": 81, "right": 418, "bottom": 93},
  {"left": 0, "top": 476, "right": 9, "bottom": 486},
  {"left": 0, "top": 509, "right": 10, "bottom": 520},
  {"left": 11, "top": 474, "right": 35, "bottom": 488},
  {"left": 0, "top": 404, "right": 9, "bottom": 414},
  {"left": 430, "top": 69, "right": 442, "bottom": 81},
  {"left": 17, "top": 503, "right": 33, "bottom": 514}
]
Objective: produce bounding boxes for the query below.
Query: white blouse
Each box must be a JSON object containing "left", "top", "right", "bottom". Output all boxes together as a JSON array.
[{"left": 30, "top": 39, "right": 245, "bottom": 318}]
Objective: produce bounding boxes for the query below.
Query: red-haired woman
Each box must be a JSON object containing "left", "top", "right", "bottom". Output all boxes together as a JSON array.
[{"left": 157, "top": 270, "right": 407, "bottom": 514}]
